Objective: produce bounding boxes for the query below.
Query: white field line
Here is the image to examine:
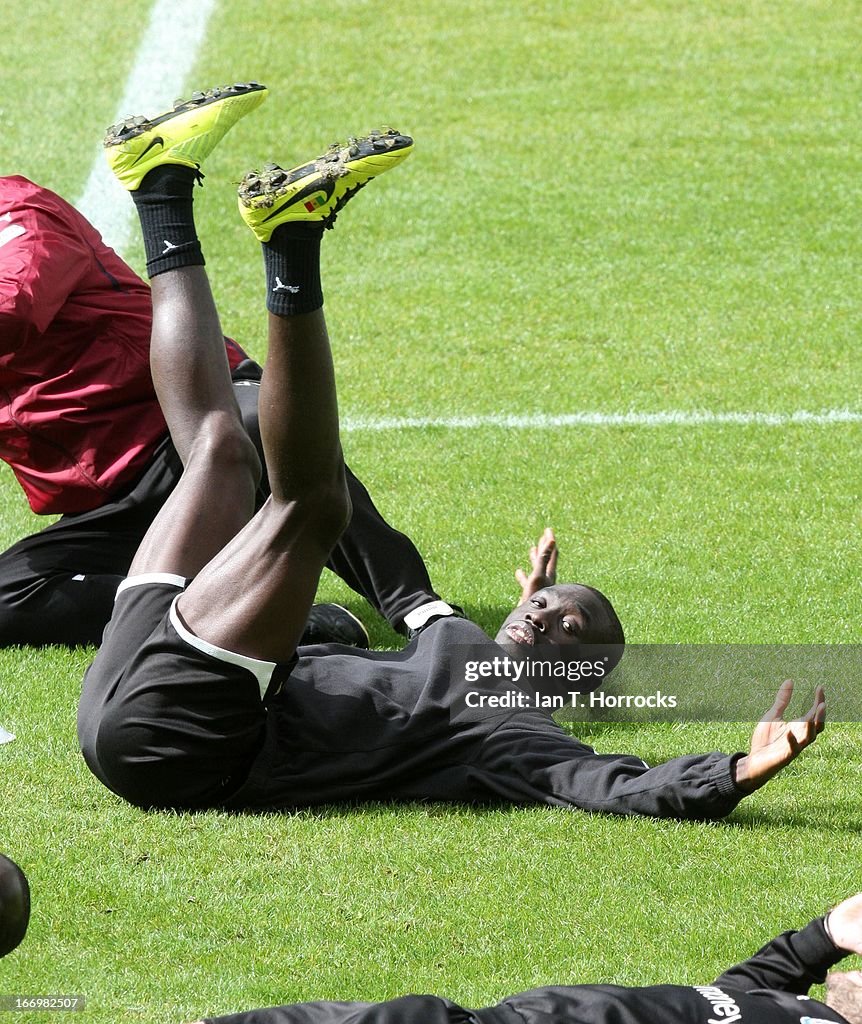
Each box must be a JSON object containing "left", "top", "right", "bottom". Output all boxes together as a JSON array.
[
  {"left": 66, "top": 19, "right": 862, "bottom": 439},
  {"left": 341, "top": 409, "right": 862, "bottom": 432},
  {"left": 75, "top": 0, "right": 218, "bottom": 254}
]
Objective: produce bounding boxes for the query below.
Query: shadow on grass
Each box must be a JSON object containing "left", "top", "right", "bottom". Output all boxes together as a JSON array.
[
  {"left": 456, "top": 603, "right": 514, "bottom": 638},
  {"left": 200, "top": 796, "right": 862, "bottom": 834},
  {"left": 216, "top": 800, "right": 521, "bottom": 823},
  {"left": 726, "top": 805, "right": 862, "bottom": 834}
]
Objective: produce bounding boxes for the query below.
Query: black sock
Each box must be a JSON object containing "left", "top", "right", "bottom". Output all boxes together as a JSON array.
[
  {"left": 131, "top": 165, "right": 204, "bottom": 278},
  {"left": 263, "top": 222, "right": 325, "bottom": 316}
]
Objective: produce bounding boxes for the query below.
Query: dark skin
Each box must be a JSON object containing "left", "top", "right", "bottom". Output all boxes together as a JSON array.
[
  {"left": 496, "top": 528, "right": 602, "bottom": 649},
  {"left": 125, "top": 268, "right": 349, "bottom": 666},
  {"left": 497, "top": 528, "right": 826, "bottom": 794},
  {"left": 496, "top": 584, "right": 613, "bottom": 650}
]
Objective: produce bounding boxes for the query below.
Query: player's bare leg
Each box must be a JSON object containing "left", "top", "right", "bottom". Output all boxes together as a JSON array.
[
  {"left": 174, "top": 130, "right": 414, "bottom": 664},
  {"left": 126, "top": 264, "right": 261, "bottom": 578},
  {"left": 175, "top": 303, "right": 348, "bottom": 661},
  {"left": 103, "top": 84, "right": 269, "bottom": 579}
]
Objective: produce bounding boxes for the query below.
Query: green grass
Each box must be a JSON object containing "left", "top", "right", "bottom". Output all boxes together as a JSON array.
[{"left": 2, "top": 0, "right": 862, "bottom": 1021}]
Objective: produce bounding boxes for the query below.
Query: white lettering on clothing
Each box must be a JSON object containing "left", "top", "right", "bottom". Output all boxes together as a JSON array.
[{"left": 693, "top": 985, "right": 742, "bottom": 1024}]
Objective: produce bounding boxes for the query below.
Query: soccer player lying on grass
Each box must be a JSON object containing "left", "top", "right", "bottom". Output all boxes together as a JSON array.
[
  {"left": 0, "top": 854, "right": 29, "bottom": 958},
  {"left": 188, "top": 893, "right": 862, "bottom": 1024},
  {"left": 0, "top": 168, "right": 443, "bottom": 648},
  {"left": 77, "top": 82, "right": 824, "bottom": 821}
]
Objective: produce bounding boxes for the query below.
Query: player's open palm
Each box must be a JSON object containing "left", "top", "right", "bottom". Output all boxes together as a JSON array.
[{"left": 734, "top": 679, "right": 826, "bottom": 792}]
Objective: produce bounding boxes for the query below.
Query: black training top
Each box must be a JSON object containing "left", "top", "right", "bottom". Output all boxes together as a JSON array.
[
  {"left": 482, "top": 918, "right": 848, "bottom": 1024},
  {"left": 226, "top": 617, "right": 745, "bottom": 819}
]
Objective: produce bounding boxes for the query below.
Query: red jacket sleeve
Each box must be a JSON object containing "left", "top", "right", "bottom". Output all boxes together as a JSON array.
[{"left": 0, "top": 200, "right": 94, "bottom": 349}]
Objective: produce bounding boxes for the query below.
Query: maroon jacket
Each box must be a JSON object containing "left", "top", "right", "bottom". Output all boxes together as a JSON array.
[{"left": 0, "top": 175, "right": 245, "bottom": 514}]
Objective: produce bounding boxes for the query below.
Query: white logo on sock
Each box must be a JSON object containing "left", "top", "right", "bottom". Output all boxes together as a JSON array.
[
  {"left": 273, "top": 276, "right": 300, "bottom": 294},
  {"left": 161, "top": 239, "right": 179, "bottom": 254}
]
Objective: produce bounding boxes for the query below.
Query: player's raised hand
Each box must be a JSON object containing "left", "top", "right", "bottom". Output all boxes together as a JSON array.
[
  {"left": 733, "top": 679, "right": 826, "bottom": 792},
  {"left": 515, "top": 527, "right": 559, "bottom": 602}
]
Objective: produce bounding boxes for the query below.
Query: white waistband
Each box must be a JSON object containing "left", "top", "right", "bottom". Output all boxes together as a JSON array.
[
  {"left": 169, "top": 598, "right": 276, "bottom": 699},
  {"left": 116, "top": 572, "right": 187, "bottom": 596}
]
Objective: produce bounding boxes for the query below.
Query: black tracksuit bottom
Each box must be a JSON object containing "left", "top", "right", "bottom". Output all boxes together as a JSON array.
[
  {"left": 0, "top": 363, "right": 437, "bottom": 646},
  {"left": 200, "top": 918, "right": 849, "bottom": 1023}
]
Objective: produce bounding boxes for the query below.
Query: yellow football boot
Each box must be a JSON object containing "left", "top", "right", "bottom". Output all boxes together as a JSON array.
[
  {"left": 105, "top": 82, "right": 268, "bottom": 190},
  {"left": 237, "top": 128, "right": 413, "bottom": 241}
]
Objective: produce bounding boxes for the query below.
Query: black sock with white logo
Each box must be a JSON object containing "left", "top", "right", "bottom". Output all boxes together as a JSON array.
[
  {"left": 263, "top": 222, "right": 325, "bottom": 316},
  {"left": 131, "top": 165, "right": 204, "bottom": 278}
]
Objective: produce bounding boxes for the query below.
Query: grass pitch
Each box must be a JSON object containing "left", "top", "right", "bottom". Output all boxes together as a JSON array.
[{"left": 2, "top": 1, "right": 862, "bottom": 1022}]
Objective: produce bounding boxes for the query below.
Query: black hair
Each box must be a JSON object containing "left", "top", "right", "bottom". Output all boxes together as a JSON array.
[
  {"left": 0, "top": 855, "right": 30, "bottom": 957},
  {"left": 570, "top": 583, "right": 625, "bottom": 677},
  {"left": 579, "top": 584, "right": 625, "bottom": 645}
]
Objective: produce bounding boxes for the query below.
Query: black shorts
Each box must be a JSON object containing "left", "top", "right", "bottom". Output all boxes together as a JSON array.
[{"left": 77, "top": 576, "right": 294, "bottom": 811}]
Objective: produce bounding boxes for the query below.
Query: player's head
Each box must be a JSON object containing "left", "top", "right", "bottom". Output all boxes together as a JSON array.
[
  {"left": 0, "top": 854, "right": 30, "bottom": 957},
  {"left": 495, "top": 583, "right": 625, "bottom": 676},
  {"left": 826, "top": 971, "right": 862, "bottom": 1023}
]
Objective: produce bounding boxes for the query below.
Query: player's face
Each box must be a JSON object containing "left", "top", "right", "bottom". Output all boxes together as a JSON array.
[{"left": 494, "top": 584, "right": 608, "bottom": 653}]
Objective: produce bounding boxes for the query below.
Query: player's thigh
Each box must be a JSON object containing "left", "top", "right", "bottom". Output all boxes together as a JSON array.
[
  {"left": 175, "top": 497, "right": 338, "bottom": 664},
  {"left": 127, "top": 422, "right": 259, "bottom": 581}
]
